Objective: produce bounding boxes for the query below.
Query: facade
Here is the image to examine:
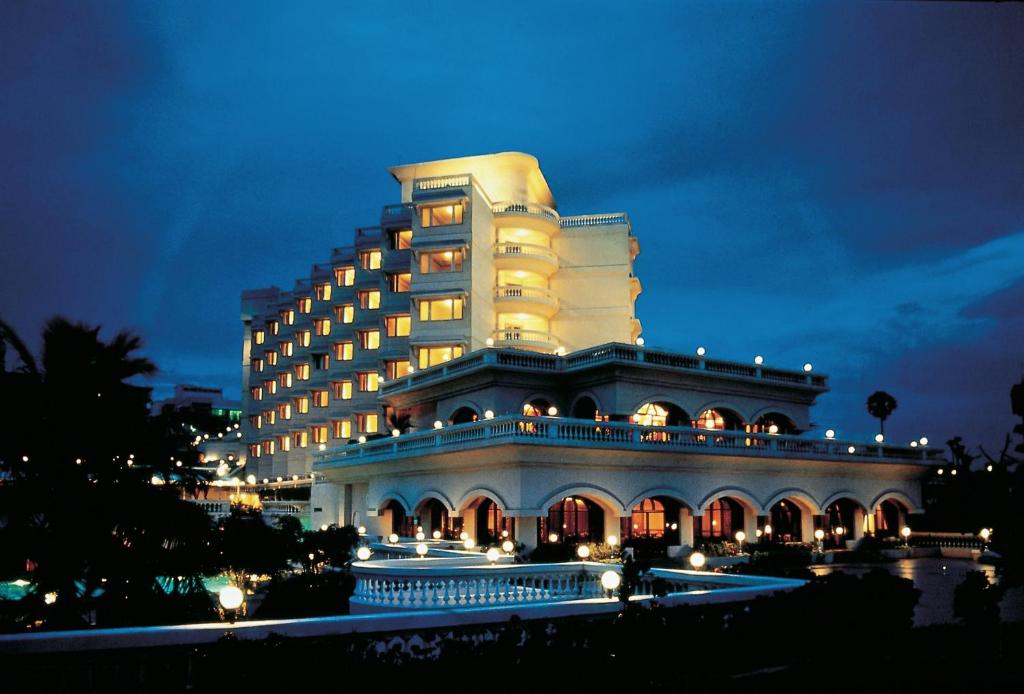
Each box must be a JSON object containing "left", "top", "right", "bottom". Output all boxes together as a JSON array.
[{"left": 240, "top": 152, "right": 641, "bottom": 484}]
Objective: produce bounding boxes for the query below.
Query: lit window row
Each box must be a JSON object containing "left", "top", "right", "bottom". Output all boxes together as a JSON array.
[
  {"left": 419, "top": 249, "right": 464, "bottom": 274},
  {"left": 418, "top": 297, "right": 464, "bottom": 321},
  {"left": 420, "top": 203, "right": 464, "bottom": 228}
]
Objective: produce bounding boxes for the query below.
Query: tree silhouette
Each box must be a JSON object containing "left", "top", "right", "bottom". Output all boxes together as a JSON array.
[{"left": 866, "top": 391, "right": 898, "bottom": 437}]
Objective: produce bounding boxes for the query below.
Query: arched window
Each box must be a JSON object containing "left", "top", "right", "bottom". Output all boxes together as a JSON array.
[
  {"left": 631, "top": 498, "right": 666, "bottom": 538},
  {"left": 694, "top": 408, "right": 743, "bottom": 431},
  {"left": 523, "top": 399, "right": 552, "bottom": 417},
  {"left": 769, "top": 499, "right": 802, "bottom": 542},
  {"left": 450, "top": 406, "right": 478, "bottom": 425},
  {"left": 633, "top": 402, "right": 688, "bottom": 427},
  {"left": 753, "top": 413, "right": 798, "bottom": 435},
  {"left": 696, "top": 498, "right": 742, "bottom": 540},
  {"left": 544, "top": 496, "right": 601, "bottom": 543},
  {"left": 475, "top": 498, "right": 504, "bottom": 545},
  {"left": 874, "top": 499, "right": 905, "bottom": 538},
  {"left": 572, "top": 396, "right": 599, "bottom": 420}
]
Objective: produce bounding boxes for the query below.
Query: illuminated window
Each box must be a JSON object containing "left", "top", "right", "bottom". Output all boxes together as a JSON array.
[
  {"left": 334, "top": 266, "right": 355, "bottom": 287},
  {"left": 420, "top": 203, "right": 464, "bottom": 227},
  {"left": 696, "top": 409, "right": 726, "bottom": 431},
  {"left": 292, "top": 431, "right": 309, "bottom": 449},
  {"left": 358, "top": 289, "right": 381, "bottom": 310},
  {"left": 279, "top": 372, "right": 293, "bottom": 389},
  {"left": 313, "top": 352, "right": 329, "bottom": 370},
  {"left": 634, "top": 403, "right": 669, "bottom": 427},
  {"left": 312, "top": 389, "right": 329, "bottom": 407},
  {"left": 332, "top": 380, "right": 353, "bottom": 400},
  {"left": 419, "top": 297, "right": 464, "bottom": 321},
  {"left": 385, "top": 314, "right": 411, "bottom": 337},
  {"left": 250, "top": 386, "right": 263, "bottom": 401},
  {"left": 311, "top": 425, "right": 328, "bottom": 444},
  {"left": 262, "top": 440, "right": 275, "bottom": 456},
  {"left": 696, "top": 499, "right": 740, "bottom": 539},
  {"left": 416, "top": 345, "right": 463, "bottom": 369},
  {"left": 249, "top": 444, "right": 261, "bottom": 459},
  {"left": 356, "top": 412, "right": 379, "bottom": 434},
  {"left": 331, "top": 419, "right": 352, "bottom": 440},
  {"left": 296, "top": 330, "right": 311, "bottom": 348},
  {"left": 357, "top": 372, "right": 380, "bottom": 392},
  {"left": 419, "top": 249, "right": 464, "bottom": 273},
  {"left": 335, "top": 304, "right": 354, "bottom": 324},
  {"left": 359, "top": 249, "right": 382, "bottom": 270},
  {"left": 295, "top": 396, "right": 309, "bottom": 414},
  {"left": 333, "top": 341, "right": 353, "bottom": 361},
  {"left": 385, "top": 359, "right": 412, "bottom": 380},
  {"left": 264, "top": 379, "right": 277, "bottom": 395},
  {"left": 294, "top": 363, "right": 310, "bottom": 381},
  {"left": 278, "top": 435, "right": 291, "bottom": 452},
  {"left": 252, "top": 358, "right": 264, "bottom": 373},
  {"left": 265, "top": 350, "right": 278, "bottom": 366},
  {"left": 359, "top": 330, "right": 380, "bottom": 350},
  {"left": 631, "top": 499, "right": 666, "bottom": 539},
  {"left": 388, "top": 272, "right": 412, "bottom": 292},
  {"left": 267, "top": 320, "right": 279, "bottom": 336},
  {"left": 297, "top": 297, "right": 312, "bottom": 314},
  {"left": 253, "top": 329, "right": 265, "bottom": 345},
  {"left": 314, "top": 282, "right": 332, "bottom": 301},
  {"left": 313, "top": 318, "right": 331, "bottom": 336},
  {"left": 389, "top": 228, "right": 413, "bottom": 250},
  {"left": 263, "top": 409, "right": 276, "bottom": 425},
  {"left": 279, "top": 341, "right": 294, "bottom": 357},
  {"left": 249, "top": 414, "right": 262, "bottom": 429},
  {"left": 280, "top": 309, "right": 295, "bottom": 325}
]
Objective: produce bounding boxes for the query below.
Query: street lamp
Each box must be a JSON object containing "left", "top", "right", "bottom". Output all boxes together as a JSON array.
[
  {"left": 735, "top": 530, "right": 746, "bottom": 550},
  {"left": 577, "top": 545, "right": 591, "bottom": 559},
  {"left": 463, "top": 538, "right": 475, "bottom": 551},
  {"left": 502, "top": 540, "right": 515, "bottom": 554},
  {"left": 388, "top": 533, "right": 399, "bottom": 544},
  {"left": 900, "top": 526, "right": 911, "bottom": 547},
  {"left": 416, "top": 543, "right": 429, "bottom": 558},
  {"left": 486, "top": 547, "right": 500, "bottom": 564},
  {"left": 432, "top": 530, "right": 442, "bottom": 540},
  {"left": 600, "top": 570, "right": 621, "bottom": 598},
  {"left": 219, "top": 585, "right": 244, "bottom": 623},
  {"left": 814, "top": 528, "right": 825, "bottom": 552},
  {"left": 356, "top": 546, "right": 372, "bottom": 561},
  {"left": 689, "top": 552, "right": 706, "bottom": 570}
]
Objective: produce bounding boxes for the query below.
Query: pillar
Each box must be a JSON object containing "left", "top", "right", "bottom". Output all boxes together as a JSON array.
[
  {"left": 462, "top": 505, "right": 478, "bottom": 542},
  {"left": 743, "top": 508, "right": 758, "bottom": 546},
  {"left": 515, "top": 516, "right": 538, "bottom": 552},
  {"left": 604, "top": 513, "right": 623, "bottom": 545},
  {"left": 679, "top": 507, "right": 694, "bottom": 549},
  {"left": 309, "top": 481, "right": 340, "bottom": 530},
  {"left": 800, "top": 510, "right": 815, "bottom": 544},
  {"left": 851, "top": 508, "right": 865, "bottom": 542}
]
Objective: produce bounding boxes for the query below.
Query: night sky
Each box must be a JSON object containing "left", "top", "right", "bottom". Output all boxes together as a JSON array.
[{"left": 2, "top": 2, "right": 1022, "bottom": 454}]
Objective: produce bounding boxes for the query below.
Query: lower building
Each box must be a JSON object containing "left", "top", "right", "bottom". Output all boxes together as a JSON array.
[{"left": 310, "top": 343, "right": 938, "bottom": 551}]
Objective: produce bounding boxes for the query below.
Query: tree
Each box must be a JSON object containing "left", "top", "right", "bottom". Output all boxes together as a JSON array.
[{"left": 866, "top": 391, "right": 898, "bottom": 437}]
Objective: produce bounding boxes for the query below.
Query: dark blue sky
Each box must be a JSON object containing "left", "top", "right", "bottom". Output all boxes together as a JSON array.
[{"left": 2, "top": 1, "right": 1022, "bottom": 452}]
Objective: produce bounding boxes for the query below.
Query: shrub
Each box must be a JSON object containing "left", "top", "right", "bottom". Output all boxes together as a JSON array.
[
  {"left": 253, "top": 571, "right": 355, "bottom": 619},
  {"left": 954, "top": 570, "right": 1003, "bottom": 630}
]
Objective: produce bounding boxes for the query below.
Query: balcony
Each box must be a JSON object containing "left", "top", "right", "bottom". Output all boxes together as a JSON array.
[
  {"left": 313, "top": 414, "right": 942, "bottom": 470},
  {"left": 493, "top": 242, "right": 558, "bottom": 275},
  {"left": 491, "top": 329, "right": 560, "bottom": 351},
  {"left": 491, "top": 200, "right": 560, "bottom": 236},
  {"left": 493, "top": 285, "right": 559, "bottom": 317}
]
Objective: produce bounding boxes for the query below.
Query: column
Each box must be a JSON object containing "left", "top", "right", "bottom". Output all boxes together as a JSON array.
[
  {"left": 679, "top": 507, "right": 694, "bottom": 549},
  {"left": 851, "top": 507, "right": 865, "bottom": 542},
  {"left": 515, "top": 516, "right": 539, "bottom": 552},
  {"left": 800, "top": 511, "right": 815, "bottom": 544}
]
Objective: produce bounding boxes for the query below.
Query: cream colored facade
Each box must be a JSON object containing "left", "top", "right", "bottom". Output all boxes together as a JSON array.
[{"left": 240, "top": 153, "right": 641, "bottom": 483}]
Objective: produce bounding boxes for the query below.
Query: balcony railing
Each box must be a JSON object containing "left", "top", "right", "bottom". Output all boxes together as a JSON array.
[
  {"left": 380, "top": 342, "right": 828, "bottom": 396},
  {"left": 494, "top": 285, "right": 559, "bottom": 309},
  {"left": 415, "top": 174, "right": 471, "bottom": 192},
  {"left": 559, "top": 213, "right": 629, "bottom": 229},
  {"left": 491, "top": 201, "right": 560, "bottom": 225},
  {"left": 493, "top": 242, "right": 558, "bottom": 265},
  {"left": 491, "top": 329, "right": 560, "bottom": 349},
  {"left": 313, "top": 414, "right": 941, "bottom": 469}
]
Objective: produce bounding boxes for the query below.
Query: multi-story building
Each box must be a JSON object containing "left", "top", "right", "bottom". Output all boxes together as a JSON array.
[{"left": 241, "top": 152, "right": 642, "bottom": 484}]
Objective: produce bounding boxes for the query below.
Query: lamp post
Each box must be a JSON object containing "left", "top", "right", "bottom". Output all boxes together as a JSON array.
[
  {"left": 734, "top": 530, "right": 746, "bottom": 552},
  {"left": 600, "top": 570, "right": 621, "bottom": 599},
  {"left": 980, "top": 527, "right": 992, "bottom": 551},
  {"left": 689, "top": 552, "right": 706, "bottom": 571},
  {"left": 814, "top": 528, "right": 825, "bottom": 553},
  {"left": 219, "top": 585, "right": 245, "bottom": 624},
  {"left": 900, "top": 526, "right": 911, "bottom": 548}
]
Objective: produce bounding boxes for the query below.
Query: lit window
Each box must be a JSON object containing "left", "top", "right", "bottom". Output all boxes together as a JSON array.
[
  {"left": 296, "top": 330, "right": 311, "bottom": 347},
  {"left": 265, "top": 350, "right": 278, "bottom": 366},
  {"left": 333, "top": 341, "right": 353, "bottom": 361},
  {"left": 263, "top": 409, "right": 276, "bottom": 425},
  {"left": 360, "top": 250, "right": 382, "bottom": 270},
  {"left": 419, "top": 297, "right": 464, "bottom": 321},
  {"left": 294, "top": 363, "right": 310, "bottom": 381},
  {"left": 332, "top": 380, "right": 353, "bottom": 400},
  {"left": 358, "top": 289, "right": 381, "bottom": 310},
  {"left": 249, "top": 444, "right": 261, "bottom": 459},
  {"left": 420, "top": 203, "right": 464, "bottom": 227},
  {"left": 419, "top": 249, "right": 464, "bottom": 274},
  {"left": 262, "top": 440, "right": 275, "bottom": 456},
  {"left": 356, "top": 413, "right": 379, "bottom": 434},
  {"left": 312, "top": 390, "right": 329, "bottom": 407},
  {"left": 385, "top": 314, "right": 411, "bottom": 337},
  {"left": 295, "top": 396, "right": 309, "bottom": 414},
  {"left": 297, "top": 297, "right": 312, "bottom": 314},
  {"left": 314, "top": 282, "right": 332, "bottom": 301},
  {"left": 267, "top": 320, "right": 279, "bottom": 336},
  {"left": 357, "top": 372, "right": 380, "bottom": 392},
  {"left": 334, "top": 266, "right": 355, "bottom": 287},
  {"left": 292, "top": 431, "right": 308, "bottom": 449},
  {"left": 311, "top": 425, "right": 329, "bottom": 444},
  {"left": 335, "top": 304, "right": 354, "bottom": 324},
  {"left": 253, "top": 329, "right": 265, "bottom": 345},
  {"left": 390, "top": 229, "right": 413, "bottom": 250},
  {"left": 416, "top": 345, "right": 463, "bottom": 369},
  {"left": 634, "top": 403, "right": 669, "bottom": 427},
  {"left": 280, "top": 309, "right": 295, "bottom": 325},
  {"left": 359, "top": 330, "right": 380, "bottom": 350},
  {"left": 252, "top": 358, "right": 264, "bottom": 373},
  {"left": 388, "top": 272, "right": 412, "bottom": 292},
  {"left": 385, "top": 359, "right": 412, "bottom": 380},
  {"left": 249, "top": 414, "right": 262, "bottom": 429},
  {"left": 279, "top": 341, "right": 294, "bottom": 357},
  {"left": 278, "top": 435, "right": 291, "bottom": 452},
  {"left": 314, "top": 318, "right": 331, "bottom": 336},
  {"left": 696, "top": 409, "right": 726, "bottom": 431},
  {"left": 332, "top": 419, "right": 352, "bottom": 440},
  {"left": 264, "top": 379, "right": 277, "bottom": 395},
  {"left": 250, "top": 386, "right": 263, "bottom": 401},
  {"left": 279, "top": 372, "right": 293, "bottom": 389},
  {"left": 313, "top": 352, "right": 330, "bottom": 370}
]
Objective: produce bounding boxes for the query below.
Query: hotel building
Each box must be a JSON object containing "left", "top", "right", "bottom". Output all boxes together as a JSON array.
[{"left": 242, "top": 152, "right": 937, "bottom": 552}]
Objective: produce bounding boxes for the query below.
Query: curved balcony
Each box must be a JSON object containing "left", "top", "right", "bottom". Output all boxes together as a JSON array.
[
  {"left": 491, "top": 200, "right": 560, "bottom": 236},
  {"left": 494, "top": 242, "right": 558, "bottom": 275},
  {"left": 493, "top": 285, "right": 559, "bottom": 318},
  {"left": 491, "top": 329, "right": 560, "bottom": 351}
]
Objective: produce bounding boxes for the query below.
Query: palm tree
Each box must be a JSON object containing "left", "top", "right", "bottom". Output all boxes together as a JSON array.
[{"left": 866, "top": 391, "right": 898, "bottom": 438}]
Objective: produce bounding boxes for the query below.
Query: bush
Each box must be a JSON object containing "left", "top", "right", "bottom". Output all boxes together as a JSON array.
[
  {"left": 253, "top": 571, "right": 355, "bottom": 619},
  {"left": 954, "top": 570, "right": 1003, "bottom": 631}
]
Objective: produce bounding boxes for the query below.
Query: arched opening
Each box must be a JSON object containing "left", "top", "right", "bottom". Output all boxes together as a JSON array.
[
  {"left": 633, "top": 402, "right": 689, "bottom": 427},
  {"left": 695, "top": 497, "right": 745, "bottom": 544},
  {"left": 541, "top": 496, "right": 604, "bottom": 544},
  {"left": 768, "top": 498, "right": 803, "bottom": 542},
  {"left": 415, "top": 497, "right": 454, "bottom": 539},
  {"left": 823, "top": 498, "right": 863, "bottom": 546},
  {"left": 873, "top": 498, "right": 908, "bottom": 538},
  {"left": 752, "top": 412, "right": 798, "bottom": 436},
  {"left": 571, "top": 396, "right": 600, "bottom": 420},
  {"left": 450, "top": 406, "right": 479, "bottom": 425},
  {"left": 693, "top": 407, "right": 745, "bottom": 431},
  {"left": 460, "top": 495, "right": 513, "bottom": 545},
  {"left": 382, "top": 499, "right": 413, "bottom": 537},
  {"left": 523, "top": 398, "right": 554, "bottom": 417},
  {"left": 623, "top": 496, "right": 685, "bottom": 557}
]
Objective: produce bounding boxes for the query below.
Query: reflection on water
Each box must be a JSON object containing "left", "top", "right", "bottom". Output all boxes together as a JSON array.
[{"left": 810, "top": 557, "right": 1023, "bottom": 627}]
